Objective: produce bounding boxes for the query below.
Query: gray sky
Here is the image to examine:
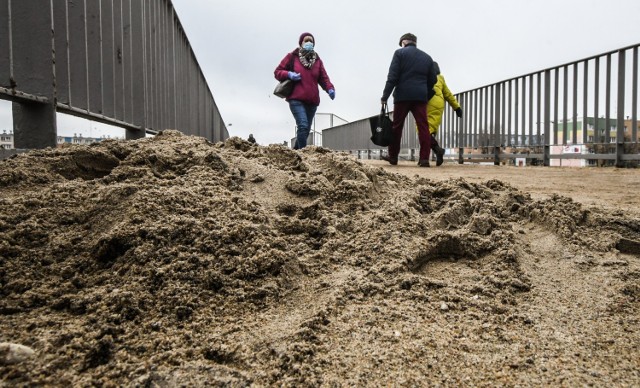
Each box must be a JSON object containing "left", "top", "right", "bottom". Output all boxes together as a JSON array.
[
  {"left": 2, "top": 0, "right": 640, "bottom": 144},
  {"left": 170, "top": 0, "right": 640, "bottom": 145}
]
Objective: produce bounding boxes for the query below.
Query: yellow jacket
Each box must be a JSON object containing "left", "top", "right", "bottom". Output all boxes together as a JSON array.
[{"left": 425, "top": 74, "right": 460, "bottom": 135}]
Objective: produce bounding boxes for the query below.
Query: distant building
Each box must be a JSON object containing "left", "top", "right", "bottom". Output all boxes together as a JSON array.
[
  {"left": 554, "top": 117, "right": 640, "bottom": 144},
  {"left": 0, "top": 130, "right": 13, "bottom": 149},
  {"left": 0, "top": 131, "right": 119, "bottom": 150},
  {"left": 56, "top": 133, "right": 116, "bottom": 147}
]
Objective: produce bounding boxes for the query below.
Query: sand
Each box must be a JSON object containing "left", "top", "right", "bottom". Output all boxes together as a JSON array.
[{"left": 1, "top": 131, "right": 638, "bottom": 386}]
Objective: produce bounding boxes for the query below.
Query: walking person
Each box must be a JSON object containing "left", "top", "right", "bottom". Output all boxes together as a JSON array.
[
  {"left": 380, "top": 33, "right": 437, "bottom": 166},
  {"left": 274, "top": 32, "right": 335, "bottom": 149},
  {"left": 423, "top": 62, "right": 463, "bottom": 166}
]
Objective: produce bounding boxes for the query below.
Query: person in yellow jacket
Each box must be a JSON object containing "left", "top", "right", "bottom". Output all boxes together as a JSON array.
[{"left": 420, "top": 62, "right": 463, "bottom": 166}]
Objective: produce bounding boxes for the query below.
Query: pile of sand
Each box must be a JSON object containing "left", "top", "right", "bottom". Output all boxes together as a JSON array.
[{"left": 1, "top": 131, "right": 638, "bottom": 386}]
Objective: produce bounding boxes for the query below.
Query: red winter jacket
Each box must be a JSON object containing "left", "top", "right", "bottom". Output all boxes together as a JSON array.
[{"left": 274, "top": 50, "right": 334, "bottom": 106}]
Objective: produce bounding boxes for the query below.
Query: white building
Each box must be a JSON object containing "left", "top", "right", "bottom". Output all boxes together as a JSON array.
[{"left": 0, "top": 130, "right": 13, "bottom": 149}]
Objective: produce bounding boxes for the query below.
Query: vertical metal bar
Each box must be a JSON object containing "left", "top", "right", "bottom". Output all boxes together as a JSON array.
[
  {"left": 501, "top": 82, "right": 506, "bottom": 148},
  {"left": 528, "top": 75, "right": 533, "bottom": 146},
  {"left": 159, "top": 0, "right": 166, "bottom": 130},
  {"left": 128, "top": 0, "right": 145, "bottom": 136},
  {"left": 113, "top": 0, "right": 124, "bottom": 121},
  {"left": 563, "top": 65, "right": 568, "bottom": 145},
  {"left": 583, "top": 60, "right": 589, "bottom": 144},
  {"left": 157, "top": 0, "right": 163, "bottom": 130},
  {"left": 463, "top": 91, "right": 468, "bottom": 148},
  {"left": 101, "top": 0, "right": 115, "bottom": 118},
  {"left": 572, "top": 62, "right": 578, "bottom": 144},
  {"left": 142, "top": 0, "right": 149, "bottom": 131},
  {"left": 483, "top": 87, "right": 488, "bottom": 150},
  {"left": 83, "top": 0, "right": 90, "bottom": 111},
  {"left": 460, "top": 92, "right": 466, "bottom": 149},
  {"left": 148, "top": 0, "right": 155, "bottom": 131},
  {"left": 488, "top": 85, "right": 493, "bottom": 150},
  {"left": 456, "top": 94, "right": 463, "bottom": 152},
  {"left": 124, "top": 0, "right": 132, "bottom": 124},
  {"left": 616, "top": 49, "right": 626, "bottom": 167},
  {"left": 544, "top": 69, "right": 551, "bottom": 166},
  {"left": 605, "top": 53, "right": 612, "bottom": 144},
  {"left": 191, "top": 47, "right": 197, "bottom": 135},
  {"left": 171, "top": 6, "right": 177, "bottom": 130},
  {"left": 494, "top": 83, "right": 501, "bottom": 165},
  {"left": 507, "top": 80, "right": 512, "bottom": 146},
  {"left": 11, "top": 0, "right": 57, "bottom": 148},
  {"left": 52, "top": 1, "right": 69, "bottom": 105},
  {"left": 633, "top": 47, "right": 638, "bottom": 145},
  {"left": 1, "top": 0, "right": 12, "bottom": 88},
  {"left": 470, "top": 89, "right": 475, "bottom": 148},
  {"left": 522, "top": 76, "right": 527, "bottom": 146},
  {"left": 553, "top": 68, "right": 559, "bottom": 145},
  {"left": 473, "top": 89, "right": 478, "bottom": 148},
  {"left": 167, "top": 2, "right": 174, "bottom": 132},
  {"left": 537, "top": 72, "right": 542, "bottom": 146},
  {"left": 168, "top": 3, "right": 176, "bottom": 130},
  {"left": 67, "top": 0, "right": 88, "bottom": 109},
  {"left": 514, "top": 78, "right": 519, "bottom": 146},
  {"left": 181, "top": 32, "right": 187, "bottom": 132},
  {"left": 594, "top": 57, "right": 600, "bottom": 143},
  {"left": 86, "top": 0, "right": 106, "bottom": 114}
]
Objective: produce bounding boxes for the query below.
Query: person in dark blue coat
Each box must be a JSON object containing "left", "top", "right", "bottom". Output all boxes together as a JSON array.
[{"left": 380, "top": 33, "right": 437, "bottom": 167}]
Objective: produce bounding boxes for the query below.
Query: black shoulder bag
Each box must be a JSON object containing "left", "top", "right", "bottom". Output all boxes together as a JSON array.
[{"left": 369, "top": 103, "right": 394, "bottom": 146}]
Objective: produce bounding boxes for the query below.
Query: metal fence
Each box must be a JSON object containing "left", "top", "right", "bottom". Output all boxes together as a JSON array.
[
  {"left": 0, "top": 0, "right": 228, "bottom": 150},
  {"left": 323, "top": 43, "right": 640, "bottom": 167}
]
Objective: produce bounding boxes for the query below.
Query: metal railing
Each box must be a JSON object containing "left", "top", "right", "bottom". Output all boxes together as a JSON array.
[
  {"left": 0, "top": 0, "right": 228, "bottom": 151},
  {"left": 323, "top": 43, "right": 640, "bottom": 167}
]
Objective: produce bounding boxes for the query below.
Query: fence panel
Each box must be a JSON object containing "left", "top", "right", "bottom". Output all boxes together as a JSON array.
[
  {"left": 0, "top": 0, "right": 228, "bottom": 150},
  {"left": 323, "top": 43, "right": 640, "bottom": 167}
]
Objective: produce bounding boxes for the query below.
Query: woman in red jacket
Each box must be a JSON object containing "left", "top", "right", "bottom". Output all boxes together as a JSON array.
[{"left": 274, "top": 32, "right": 335, "bottom": 149}]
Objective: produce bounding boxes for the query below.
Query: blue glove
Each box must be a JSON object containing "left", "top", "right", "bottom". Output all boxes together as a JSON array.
[
  {"left": 288, "top": 71, "right": 301, "bottom": 81},
  {"left": 328, "top": 89, "right": 335, "bottom": 100}
]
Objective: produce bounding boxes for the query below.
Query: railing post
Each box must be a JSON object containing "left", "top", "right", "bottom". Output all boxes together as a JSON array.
[
  {"left": 493, "top": 84, "right": 501, "bottom": 165},
  {"left": 543, "top": 69, "right": 551, "bottom": 166},
  {"left": 616, "top": 49, "right": 626, "bottom": 167},
  {"left": 10, "top": 2, "right": 57, "bottom": 149}
]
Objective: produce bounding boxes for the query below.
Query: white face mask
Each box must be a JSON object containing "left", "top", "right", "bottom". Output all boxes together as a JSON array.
[{"left": 302, "top": 42, "right": 314, "bottom": 51}]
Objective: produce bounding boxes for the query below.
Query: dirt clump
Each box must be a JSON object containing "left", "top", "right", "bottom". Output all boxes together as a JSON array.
[{"left": 0, "top": 130, "right": 638, "bottom": 386}]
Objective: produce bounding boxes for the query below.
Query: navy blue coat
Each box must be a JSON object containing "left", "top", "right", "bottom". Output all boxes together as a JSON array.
[{"left": 381, "top": 44, "right": 437, "bottom": 103}]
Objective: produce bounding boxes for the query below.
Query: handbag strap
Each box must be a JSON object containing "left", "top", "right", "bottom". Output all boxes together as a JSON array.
[
  {"left": 288, "top": 51, "right": 296, "bottom": 71},
  {"left": 379, "top": 103, "right": 388, "bottom": 119}
]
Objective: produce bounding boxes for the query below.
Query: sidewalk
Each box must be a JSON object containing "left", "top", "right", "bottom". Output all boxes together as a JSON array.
[{"left": 361, "top": 159, "right": 640, "bottom": 215}]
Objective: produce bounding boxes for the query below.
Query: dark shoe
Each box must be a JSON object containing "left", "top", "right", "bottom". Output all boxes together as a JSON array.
[
  {"left": 435, "top": 147, "right": 444, "bottom": 166},
  {"left": 381, "top": 154, "right": 398, "bottom": 165},
  {"left": 418, "top": 159, "right": 430, "bottom": 167}
]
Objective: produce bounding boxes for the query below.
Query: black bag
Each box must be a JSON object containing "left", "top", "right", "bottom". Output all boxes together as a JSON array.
[
  {"left": 273, "top": 52, "right": 297, "bottom": 99},
  {"left": 273, "top": 79, "right": 294, "bottom": 98},
  {"left": 369, "top": 103, "right": 394, "bottom": 146}
]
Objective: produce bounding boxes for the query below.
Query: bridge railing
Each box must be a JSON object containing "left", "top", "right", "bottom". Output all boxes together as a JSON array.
[
  {"left": 323, "top": 43, "right": 640, "bottom": 167},
  {"left": 0, "top": 0, "right": 228, "bottom": 150}
]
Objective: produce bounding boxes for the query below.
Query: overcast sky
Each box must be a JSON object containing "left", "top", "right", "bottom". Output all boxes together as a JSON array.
[{"left": 2, "top": 0, "right": 640, "bottom": 144}]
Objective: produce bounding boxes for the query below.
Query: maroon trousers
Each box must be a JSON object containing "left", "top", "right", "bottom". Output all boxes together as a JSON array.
[{"left": 388, "top": 101, "right": 431, "bottom": 161}]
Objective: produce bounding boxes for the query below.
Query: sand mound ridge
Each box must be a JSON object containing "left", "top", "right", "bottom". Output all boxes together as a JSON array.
[{"left": 1, "top": 130, "right": 638, "bottom": 386}]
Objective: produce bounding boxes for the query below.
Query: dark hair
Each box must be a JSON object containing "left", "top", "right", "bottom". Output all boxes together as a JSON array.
[{"left": 398, "top": 33, "right": 417, "bottom": 46}]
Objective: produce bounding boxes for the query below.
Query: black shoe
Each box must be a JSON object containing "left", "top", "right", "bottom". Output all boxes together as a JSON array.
[
  {"left": 381, "top": 154, "right": 398, "bottom": 165},
  {"left": 435, "top": 147, "right": 444, "bottom": 166},
  {"left": 418, "top": 159, "right": 430, "bottom": 167}
]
